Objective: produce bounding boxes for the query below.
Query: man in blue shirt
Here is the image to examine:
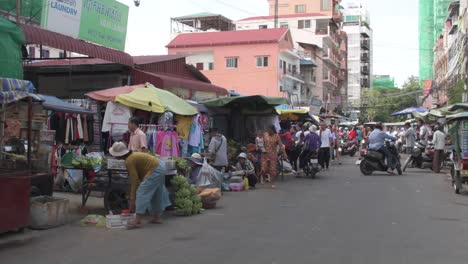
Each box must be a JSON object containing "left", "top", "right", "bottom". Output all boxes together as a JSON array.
[{"left": 368, "top": 123, "right": 396, "bottom": 171}]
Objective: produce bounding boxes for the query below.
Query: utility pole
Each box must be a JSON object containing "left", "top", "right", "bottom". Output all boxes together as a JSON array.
[
  {"left": 274, "top": 0, "right": 279, "bottom": 28},
  {"left": 16, "top": 0, "right": 20, "bottom": 24}
]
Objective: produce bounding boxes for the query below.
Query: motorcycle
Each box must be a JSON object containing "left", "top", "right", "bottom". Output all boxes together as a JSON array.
[
  {"left": 359, "top": 140, "right": 402, "bottom": 175},
  {"left": 339, "top": 139, "right": 358, "bottom": 157},
  {"left": 402, "top": 141, "right": 434, "bottom": 171},
  {"left": 302, "top": 151, "right": 320, "bottom": 178}
]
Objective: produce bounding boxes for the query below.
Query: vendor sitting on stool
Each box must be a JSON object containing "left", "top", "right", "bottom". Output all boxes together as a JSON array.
[
  {"left": 186, "top": 153, "right": 203, "bottom": 184},
  {"left": 109, "top": 142, "right": 171, "bottom": 228},
  {"left": 230, "top": 152, "right": 258, "bottom": 189}
]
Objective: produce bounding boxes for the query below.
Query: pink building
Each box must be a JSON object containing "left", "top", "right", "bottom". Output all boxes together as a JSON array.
[{"left": 167, "top": 28, "right": 304, "bottom": 100}]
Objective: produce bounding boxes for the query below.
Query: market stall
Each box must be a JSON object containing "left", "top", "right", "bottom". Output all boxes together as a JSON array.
[
  {"left": 0, "top": 77, "right": 94, "bottom": 233},
  {"left": 82, "top": 83, "right": 209, "bottom": 213},
  {"left": 202, "top": 95, "right": 289, "bottom": 144}
]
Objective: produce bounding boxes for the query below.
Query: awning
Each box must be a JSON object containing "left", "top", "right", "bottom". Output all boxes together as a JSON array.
[
  {"left": 0, "top": 77, "right": 42, "bottom": 105},
  {"left": 85, "top": 85, "right": 139, "bottom": 102},
  {"left": 392, "top": 107, "right": 427, "bottom": 116},
  {"left": 133, "top": 69, "right": 228, "bottom": 95},
  {"left": 203, "top": 95, "right": 289, "bottom": 108},
  {"left": 187, "top": 100, "right": 209, "bottom": 113},
  {"left": 38, "top": 95, "right": 94, "bottom": 114},
  {"left": 21, "top": 24, "right": 134, "bottom": 66},
  {"left": 447, "top": 103, "right": 468, "bottom": 112},
  {"left": 115, "top": 84, "right": 198, "bottom": 115}
]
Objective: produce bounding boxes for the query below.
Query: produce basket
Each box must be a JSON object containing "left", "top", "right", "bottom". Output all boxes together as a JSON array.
[{"left": 202, "top": 201, "right": 216, "bottom": 209}]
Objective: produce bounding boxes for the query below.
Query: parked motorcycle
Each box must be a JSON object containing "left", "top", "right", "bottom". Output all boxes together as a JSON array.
[
  {"left": 339, "top": 139, "right": 358, "bottom": 157},
  {"left": 402, "top": 141, "right": 434, "bottom": 171},
  {"left": 359, "top": 140, "right": 402, "bottom": 175}
]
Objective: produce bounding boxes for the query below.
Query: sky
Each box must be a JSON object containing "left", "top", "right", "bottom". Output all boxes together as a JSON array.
[{"left": 118, "top": 0, "right": 419, "bottom": 87}]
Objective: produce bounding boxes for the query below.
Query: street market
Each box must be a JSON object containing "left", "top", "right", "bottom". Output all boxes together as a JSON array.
[{"left": 4, "top": 0, "right": 468, "bottom": 263}]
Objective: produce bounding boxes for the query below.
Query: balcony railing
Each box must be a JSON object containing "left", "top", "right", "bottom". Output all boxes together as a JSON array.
[
  {"left": 323, "top": 72, "right": 338, "bottom": 87},
  {"left": 361, "top": 66, "right": 369, "bottom": 75},
  {"left": 323, "top": 49, "right": 339, "bottom": 67},
  {"left": 360, "top": 39, "right": 369, "bottom": 50},
  {"left": 361, "top": 54, "right": 370, "bottom": 62},
  {"left": 361, "top": 79, "right": 370, "bottom": 88}
]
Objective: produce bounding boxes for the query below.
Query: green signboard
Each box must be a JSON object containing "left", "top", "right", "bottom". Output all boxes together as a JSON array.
[{"left": 40, "top": 0, "right": 129, "bottom": 51}]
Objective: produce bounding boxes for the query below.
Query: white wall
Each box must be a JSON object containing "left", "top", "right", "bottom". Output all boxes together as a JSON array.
[{"left": 183, "top": 51, "right": 215, "bottom": 71}]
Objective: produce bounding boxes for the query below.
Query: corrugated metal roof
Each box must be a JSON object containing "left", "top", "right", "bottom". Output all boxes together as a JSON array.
[
  {"left": 238, "top": 13, "right": 327, "bottom": 21},
  {"left": 172, "top": 12, "right": 227, "bottom": 20},
  {"left": 133, "top": 69, "right": 228, "bottom": 95},
  {"left": 167, "top": 28, "right": 289, "bottom": 48},
  {"left": 21, "top": 24, "right": 134, "bottom": 66},
  {"left": 133, "top": 55, "right": 186, "bottom": 65},
  {"left": 26, "top": 58, "right": 113, "bottom": 67}
]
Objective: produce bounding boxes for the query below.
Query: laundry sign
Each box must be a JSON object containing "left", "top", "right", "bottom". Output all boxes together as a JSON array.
[{"left": 40, "top": 0, "right": 129, "bottom": 51}]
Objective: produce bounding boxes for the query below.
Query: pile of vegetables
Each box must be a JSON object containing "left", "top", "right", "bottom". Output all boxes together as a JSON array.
[
  {"left": 173, "top": 157, "right": 189, "bottom": 171},
  {"left": 71, "top": 156, "right": 103, "bottom": 170},
  {"left": 227, "top": 139, "right": 240, "bottom": 162},
  {"left": 171, "top": 175, "right": 202, "bottom": 216}
]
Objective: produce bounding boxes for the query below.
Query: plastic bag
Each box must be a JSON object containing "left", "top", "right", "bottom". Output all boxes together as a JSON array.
[
  {"left": 80, "top": 215, "right": 106, "bottom": 228},
  {"left": 196, "top": 158, "right": 223, "bottom": 188},
  {"left": 243, "top": 177, "right": 249, "bottom": 191},
  {"left": 282, "top": 160, "right": 293, "bottom": 172}
]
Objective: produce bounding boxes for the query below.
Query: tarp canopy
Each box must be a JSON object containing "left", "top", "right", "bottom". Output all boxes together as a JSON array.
[
  {"left": 0, "top": 77, "right": 42, "bottom": 105},
  {"left": 187, "top": 100, "right": 209, "bottom": 113},
  {"left": 115, "top": 84, "right": 198, "bottom": 115},
  {"left": 38, "top": 95, "right": 94, "bottom": 114},
  {"left": 203, "top": 95, "right": 289, "bottom": 109},
  {"left": 277, "top": 109, "right": 319, "bottom": 124},
  {"left": 85, "top": 85, "right": 138, "bottom": 102},
  {"left": 392, "top": 107, "right": 427, "bottom": 116},
  {"left": 0, "top": 17, "right": 25, "bottom": 79},
  {"left": 447, "top": 103, "right": 468, "bottom": 112},
  {"left": 447, "top": 112, "right": 468, "bottom": 121}
]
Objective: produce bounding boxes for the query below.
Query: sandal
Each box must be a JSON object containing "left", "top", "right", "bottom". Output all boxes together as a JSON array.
[{"left": 126, "top": 222, "right": 142, "bottom": 229}]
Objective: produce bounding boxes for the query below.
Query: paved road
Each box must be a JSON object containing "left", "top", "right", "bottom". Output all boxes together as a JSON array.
[{"left": 3, "top": 157, "right": 468, "bottom": 264}]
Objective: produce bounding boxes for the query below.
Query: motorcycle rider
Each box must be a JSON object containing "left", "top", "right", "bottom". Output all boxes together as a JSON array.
[{"left": 368, "top": 122, "right": 397, "bottom": 174}]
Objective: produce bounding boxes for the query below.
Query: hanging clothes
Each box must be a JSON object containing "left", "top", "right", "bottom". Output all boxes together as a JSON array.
[
  {"left": 188, "top": 114, "right": 202, "bottom": 147},
  {"left": 101, "top": 101, "right": 131, "bottom": 141},
  {"left": 82, "top": 114, "right": 89, "bottom": 142},
  {"left": 156, "top": 131, "right": 180, "bottom": 157},
  {"left": 175, "top": 115, "right": 193, "bottom": 140}
]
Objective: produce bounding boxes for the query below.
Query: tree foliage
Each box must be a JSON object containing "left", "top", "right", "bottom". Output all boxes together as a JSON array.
[{"left": 360, "top": 76, "right": 423, "bottom": 122}]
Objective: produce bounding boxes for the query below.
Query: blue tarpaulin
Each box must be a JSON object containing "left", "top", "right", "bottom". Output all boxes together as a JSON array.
[
  {"left": 392, "top": 107, "right": 427, "bottom": 116},
  {"left": 0, "top": 77, "right": 42, "bottom": 105},
  {"left": 38, "top": 95, "right": 94, "bottom": 114}
]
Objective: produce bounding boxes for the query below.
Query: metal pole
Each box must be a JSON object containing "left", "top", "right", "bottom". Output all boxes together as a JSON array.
[
  {"left": 27, "top": 96, "right": 32, "bottom": 170},
  {"left": 274, "top": 0, "right": 279, "bottom": 28},
  {"left": 16, "top": 0, "right": 20, "bottom": 24}
]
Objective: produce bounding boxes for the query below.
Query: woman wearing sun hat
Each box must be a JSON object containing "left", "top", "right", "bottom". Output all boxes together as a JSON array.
[{"left": 109, "top": 142, "right": 171, "bottom": 228}]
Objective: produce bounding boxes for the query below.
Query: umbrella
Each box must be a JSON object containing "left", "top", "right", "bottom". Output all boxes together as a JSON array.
[
  {"left": 391, "top": 107, "right": 427, "bottom": 116},
  {"left": 115, "top": 84, "right": 198, "bottom": 115},
  {"left": 85, "top": 85, "right": 139, "bottom": 102}
]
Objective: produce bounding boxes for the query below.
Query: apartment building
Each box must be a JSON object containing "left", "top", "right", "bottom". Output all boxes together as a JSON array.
[
  {"left": 343, "top": 2, "right": 373, "bottom": 107},
  {"left": 166, "top": 28, "right": 304, "bottom": 102},
  {"left": 237, "top": 0, "right": 346, "bottom": 111}
]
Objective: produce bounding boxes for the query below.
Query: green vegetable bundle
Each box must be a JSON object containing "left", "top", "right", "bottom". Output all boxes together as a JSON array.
[{"left": 171, "top": 175, "right": 202, "bottom": 216}]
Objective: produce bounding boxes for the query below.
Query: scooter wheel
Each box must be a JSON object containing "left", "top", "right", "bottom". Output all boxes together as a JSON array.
[{"left": 360, "top": 160, "right": 373, "bottom": 176}]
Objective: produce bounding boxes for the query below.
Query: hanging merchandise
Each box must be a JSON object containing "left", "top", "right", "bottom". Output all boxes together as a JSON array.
[
  {"left": 101, "top": 101, "right": 131, "bottom": 141},
  {"left": 188, "top": 114, "right": 204, "bottom": 154},
  {"left": 175, "top": 115, "right": 193, "bottom": 140},
  {"left": 156, "top": 130, "right": 180, "bottom": 157},
  {"left": 158, "top": 111, "right": 174, "bottom": 128}
]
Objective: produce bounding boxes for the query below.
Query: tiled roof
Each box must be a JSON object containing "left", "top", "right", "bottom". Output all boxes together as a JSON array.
[
  {"left": 167, "top": 28, "right": 289, "bottom": 48},
  {"left": 238, "top": 13, "right": 327, "bottom": 21}
]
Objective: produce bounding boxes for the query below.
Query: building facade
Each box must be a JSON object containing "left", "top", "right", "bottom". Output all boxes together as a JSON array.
[
  {"left": 167, "top": 28, "right": 305, "bottom": 103},
  {"left": 431, "top": 1, "right": 468, "bottom": 106},
  {"left": 342, "top": 2, "right": 372, "bottom": 107},
  {"left": 236, "top": 0, "right": 346, "bottom": 111}
]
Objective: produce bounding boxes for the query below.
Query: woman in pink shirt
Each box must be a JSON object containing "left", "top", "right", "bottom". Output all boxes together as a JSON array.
[{"left": 128, "top": 117, "right": 147, "bottom": 152}]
